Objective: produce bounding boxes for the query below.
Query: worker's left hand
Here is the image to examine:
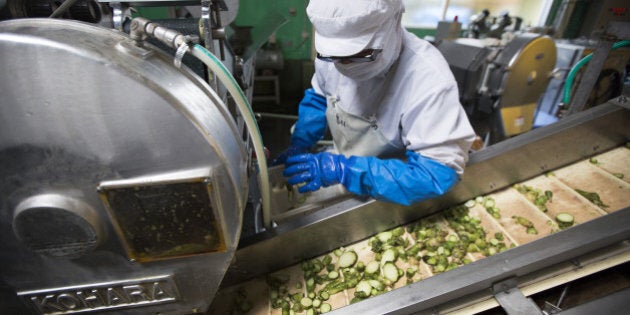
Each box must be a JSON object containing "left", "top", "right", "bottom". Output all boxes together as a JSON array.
[{"left": 283, "top": 152, "right": 346, "bottom": 193}]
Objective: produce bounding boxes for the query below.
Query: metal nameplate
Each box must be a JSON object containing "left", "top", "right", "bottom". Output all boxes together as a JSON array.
[{"left": 18, "top": 275, "right": 179, "bottom": 314}]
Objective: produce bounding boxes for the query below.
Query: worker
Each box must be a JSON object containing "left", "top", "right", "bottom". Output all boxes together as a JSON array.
[{"left": 272, "top": 0, "right": 476, "bottom": 206}]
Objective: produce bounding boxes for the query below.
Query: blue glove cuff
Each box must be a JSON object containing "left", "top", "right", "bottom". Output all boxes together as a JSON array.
[
  {"left": 341, "top": 151, "right": 459, "bottom": 206},
  {"left": 291, "top": 89, "right": 327, "bottom": 148},
  {"left": 319, "top": 153, "right": 344, "bottom": 187}
]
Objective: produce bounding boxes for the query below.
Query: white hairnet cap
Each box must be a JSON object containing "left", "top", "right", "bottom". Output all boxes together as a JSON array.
[{"left": 307, "top": 0, "right": 404, "bottom": 56}]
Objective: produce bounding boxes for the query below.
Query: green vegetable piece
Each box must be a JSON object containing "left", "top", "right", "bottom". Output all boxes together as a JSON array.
[
  {"left": 512, "top": 216, "right": 534, "bottom": 228},
  {"left": 613, "top": 173, "right": 625, "bottom": 179},
  {"left": 356, "top": 261, "right": 365, "bottom": 272},
  {"left": 312, "top": 298, "right": 321, "bottom": 308},
  {"left": 575, "top": 189, "right": 609, "bottom": 208},
  {"left": 381, "top": 248, "right": 398, "bottom": 264},
  {"left": 555, "top": 212, "right": 575, "bottom": 229},
  {"left": 319, "top": 291, "right": 330, "bottom": 301},
  {"left": 322, "top": 254, "right": 332, "bottom": 266},
  {"left": 382, "top": 262, "right": 400, "bottom": 283},
  {"left": 494, "top": 232, "right": 504, "bottom": 241},
  {"left": 300, "top": 297, "right": 313, "bottom": 308},
  {"left": 327, "top": 271, "right": 339, "bottom": 280},
  {"left": 368, "top": 279, "right": 385, "bottom": 291},
  {"left": 306, "top": 278, "right": 315, "bottom": 292},
  {"left": 405, "top": 243, "right": 422, "bottom": 257},
  {"left": 526, "top": 227, "right": 538, "bottom": 235},
  {"left": 320, "top": 303, "right": 332, "bottom": 313},
  {"left": 391, "top": 227, "right": 404, "bottom": 237},
  {"left": 406, "top": 267, "right": 417, "bottom": 278},
  {"left": 377, "top": 231, "right": 393, "bottom": 243},
  {"left": 365, "top": 261, "right": 380, "bottom": 274},
  {"left": 464, "top": 199, "right": 476, "bottom": 208},
  {"left": 483, "top": 198, "right": 495, "bottom": 208},
  {"left": 338, "top": 250, "right": 358, "bottom": 268},
  {"left": 292, "top": 302, "right": 303, "bottom": 312},
  {"left": 355, "top": 280, "right": 372, "bottom": 297},
  {"left": 424, "top": 256, "right": 437, "bottom": 266},
  {"left": 545, "top": 190, "right": 553, "bottom": 201}
]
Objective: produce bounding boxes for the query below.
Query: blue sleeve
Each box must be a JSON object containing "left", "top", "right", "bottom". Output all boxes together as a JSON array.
[
  {"left": 290, "top": 89, "right": 327, "bottom": 148},
  {"left": 340, "top": 151, "right": 459, "bottom": 206}
]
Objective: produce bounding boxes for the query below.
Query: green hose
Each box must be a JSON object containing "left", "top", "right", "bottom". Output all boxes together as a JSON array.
[
  {"left": 191, "top": 44, "right": 272, "bottom": 229},
  {"left": 562, "top": 40, "right": 630, "bottom": 105}
]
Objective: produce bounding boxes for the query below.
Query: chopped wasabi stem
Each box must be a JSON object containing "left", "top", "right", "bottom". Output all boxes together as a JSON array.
[
  {"left": 338, "top": 250, "right": 358, "bottom": 268},
  {"left": 320, "top": 303, "right": 332, "bottom": 313},
  {"left": 575, "top": 189, "right": 609, "bottom": 208},
  {"left": 365, "top": 260, "right": 380, "bottom": 274},
  {"left": 464, "top": 199, "right": 476, "bottom": 208},
  {"left": 382, "top": 262, "right": 400, "bottom": 283},
  {"left": 512, "top": 215, "right": 534, "bottom": 228},
  {"left": 555, "top": 212, "right": 575, "bottom": 229}
]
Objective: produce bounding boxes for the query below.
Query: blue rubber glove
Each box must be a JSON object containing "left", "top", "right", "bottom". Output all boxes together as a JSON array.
[
  {"left": 284, "top": 152, "right": 345, "bottom": 192},
  {"left": 270, "top": 89, "right": 327, "bottom": 166},
  {"left": 271, "top": 145, "right": 310, "bottom": 166},
  {"left": 284, "top": 151, "right": 459, "bottom": 206}
]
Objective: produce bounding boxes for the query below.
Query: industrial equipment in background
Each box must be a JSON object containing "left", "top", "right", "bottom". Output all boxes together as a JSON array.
[
  {"left": 437, "top": 31, "right": 557, "bottom": 145},
  {"left": 436, "top": 3, "right": 629, "bottom": 145},
  {"left": 253, "top": 40, "right": 285, "bottom": 105},
  {"left": 0, "top": 1, "right": 629, "bottom": 315}
]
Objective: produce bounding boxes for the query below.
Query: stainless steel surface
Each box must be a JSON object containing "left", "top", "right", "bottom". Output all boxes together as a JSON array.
[
  {"left": 538, "top": 42, "right": 586, "bottom": 116},
  {"left": 493, "top": 279, "right": 543, "bottom": 315},
  {"left": 0, "top": 18, "right": 248, "bottom": 314},
  {"left": 223, "top": 101, "right": 630, "bottom": 287}
]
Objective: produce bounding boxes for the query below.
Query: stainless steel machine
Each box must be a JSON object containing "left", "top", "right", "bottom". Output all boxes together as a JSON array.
[
  {"left": 436, "top": 33, "right": 558, "bottom": 144},
  {"left": 0, "top": 16, "right": 260, "bottom": 314}
]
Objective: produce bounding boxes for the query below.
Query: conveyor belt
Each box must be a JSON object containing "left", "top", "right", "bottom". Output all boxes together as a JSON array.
[{"left": 209, "top": 145, "right": 630, "bottom": 314}]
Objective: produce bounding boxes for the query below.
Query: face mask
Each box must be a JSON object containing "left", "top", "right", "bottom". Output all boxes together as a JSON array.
[
  {"left": 333, "top": 14, "right": 403, "bottom": 81},
  {"left": 334, "top": 58, "right": 387, "bottom": 81}
]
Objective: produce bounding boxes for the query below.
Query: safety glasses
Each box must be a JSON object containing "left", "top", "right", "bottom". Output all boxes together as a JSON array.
[{"left": 316, "top": 49, "right": 383, "bottom": 64}]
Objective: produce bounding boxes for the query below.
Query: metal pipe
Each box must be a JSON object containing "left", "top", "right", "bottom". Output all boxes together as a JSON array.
[
  {"left": 129, "top": 17, "right": 187, "bottom": 48},
  {"left": 441, "top": 0, "right": 450, "bottom": 20},
  {"left": 49, "top": 0, "right": 80, "bottom": 18},
  {"left": 129, "top": 18, "right": 273, "bottom": 229},
  {"left": 562, "top": 40, "right": 630, "bottom": 106}
]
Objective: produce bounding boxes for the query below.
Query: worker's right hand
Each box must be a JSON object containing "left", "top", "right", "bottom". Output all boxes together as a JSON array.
[{"left": 270, "top": 145, "right": 310, "bottom": 166}]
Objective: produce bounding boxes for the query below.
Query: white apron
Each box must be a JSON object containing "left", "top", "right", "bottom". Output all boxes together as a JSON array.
[{"left": 325, "top": 94, "right": 403, "bottom": 159}]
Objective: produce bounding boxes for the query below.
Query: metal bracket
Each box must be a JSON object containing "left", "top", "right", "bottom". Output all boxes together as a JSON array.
[
  {"left": 566, "top": 21, "right": 630, "bottom": 116},
  {"left": 610, "top": 95, "right": 630, "bottom": 110},
  {"left": 493, "top": 278, "right": 543, "bottom": 315}
]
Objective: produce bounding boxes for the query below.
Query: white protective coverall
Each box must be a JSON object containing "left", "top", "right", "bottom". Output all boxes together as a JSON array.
[{"left": 276, "top": 0, "right": 476, "bottom": 206}]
